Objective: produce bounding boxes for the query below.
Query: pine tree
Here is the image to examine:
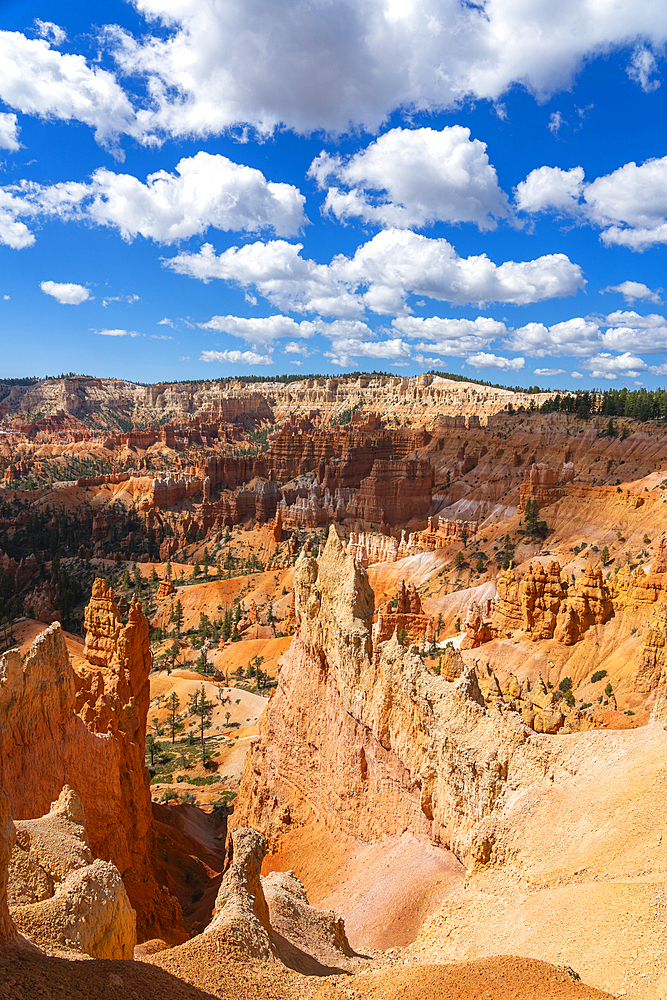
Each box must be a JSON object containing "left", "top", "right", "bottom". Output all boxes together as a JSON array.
[
  {"left": 170, "top": 599, "right": 183, "bottom": 637},
  {"left": 168, "top": 691, "right": 181, "bottom": 744},
  {"left": 192, "top": 684, "right": 213, "bottom": 762}
]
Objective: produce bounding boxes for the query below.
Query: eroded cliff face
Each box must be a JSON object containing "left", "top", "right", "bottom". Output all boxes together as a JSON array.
[
  {"left": 235, "top": 528, "right": 554, "bottom": 865},
  {"left": 0, "top": 597, "right": 182, "bottom": 941},
  {"left": 0, "top": 790, "right": 16, "bottom": 943}
]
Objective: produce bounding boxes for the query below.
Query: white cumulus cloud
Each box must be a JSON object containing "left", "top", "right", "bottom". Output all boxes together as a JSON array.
[
  {"left": 166, "top": 229, "right": 584, "bottom": 317},
  {"left": 534, "top": 367, "right": 566, "bottom": 376},
  {"left": 600, "top": 311, "right": 667, "bottom": 353},
  {"left": 0, "top": 113, "right": 19, "bottom": 152},
  {"left": 583, "top": 351, "right": 649, "bottom": 379},
  {"left": 103, "top": 0, "right": 667, "bottom": 138},
  {"left": 309, "top": 126, "right": 509, "bottom": 230},
  {"left": 517, "top": 155, "right": 667, "bottom": 250},
  {"left": 0, "top": 30, "right": 142, "bottom": 151},
  {"left": 0, "top": 152, "right": 306, "bottom": 247},
  {"left": 503, "top": 317, "right": 602, "bottom": 357},
  {"left": 601, "top": 280, "right": 662, "bottom": 303},
  {"left": 199, "top": 314, "right": 315, "bottom": 346},
  {"left": 514, "top": 165, "right": 585, "bottom": 215},
  {"left": 467, "top": 352, "right": 525, "bottom": 371},
  {"left": 200, "top": 348, "right": 273, "bottom": 365},
  {"left": 392, "top": 314, "right": 506, "bottom": 355},
  {"left": 40, "top": 280, "right": 92, "bottom": 305}
]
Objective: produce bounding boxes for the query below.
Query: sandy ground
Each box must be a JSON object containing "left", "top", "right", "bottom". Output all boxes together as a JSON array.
[
  {"left": 262, "top": 826, "right": 466, "bottom": 952},
  {"left": 0, "top": 944, "right": 615, "bottom": 1000},
  {"left": 310, "top": 958, "right": 615, "bottom": 1000}
]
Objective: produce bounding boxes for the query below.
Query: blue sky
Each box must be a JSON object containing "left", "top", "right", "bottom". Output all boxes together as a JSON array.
[{"left": 2, "top": 1, "right": 667, "bottom": 389}]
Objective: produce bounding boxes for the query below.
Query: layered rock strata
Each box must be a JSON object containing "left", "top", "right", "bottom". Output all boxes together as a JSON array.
[
  {"left": 349, "top": 459, "right": 434, "bottom": 526},
  {"left": 518, "top": 461, "right": 574, "bottom": 511},
  {"left": 235, "top": 529, "right": 553, "bottom": 863}
]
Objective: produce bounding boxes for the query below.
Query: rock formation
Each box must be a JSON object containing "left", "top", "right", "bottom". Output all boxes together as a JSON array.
[
  {"left": 518, "top": 461, "right": 573, "bottom": 511},
  {"left": 466, "top": 562, "right": 613, "bottom": 647},
  {"left": 8, "top": 786, "right": 136, "bottom": 959},
  {"left": 373, "top": 579, "right": 434, "bottom": 645},
  {"left": 0, "top": 790, "right": 15, "bottom": 943},
  {"left": 349, "top": 459, "right": 434, "bottom": 526},
  {"left": 0, "top": 597, "right": 183, "bottom": 941},
  {"left": 634, "top": 602, "right": 667, "bottom": 696},
  {"left": 207, "top": 827, "right": 274, "bottom": 960},
  {"left": 235, "top": 528, "right": 552, "bottom": 864},
  {"left": 520, "top": 561, "right": 567, "bottom": 640},
  {"left": 554, "top": 565, "right": 614, "bottom": 645},
  {"left": 206, "top": 826, "right": 354, "bottom": 971},
  {"left": 345, "top": 518, "right": 478, "bottom": 568}
]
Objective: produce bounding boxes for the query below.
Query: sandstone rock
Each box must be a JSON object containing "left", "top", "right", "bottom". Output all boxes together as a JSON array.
[
  {"left": 235, "top": 527, "right": 548, "bottom": 864},
  {"left": 491, "top": 565, "right": 523, "bottom": 637},
  {"left": 0, "top": 608, "right": 183, "bottom": 942},
  {"left": 373, "top": 579, "right": 435, "bottom": 646},
  {"left": 0, "top": 790, "right": 16, "bottom": 943},
  {"left": 9, "top": 787, "right": 136, "bottom": 959},
  {"left": 285, "top": 591, "right": 297, "bottom": 635},
  {"left": 439, "top": 646, "right": 465, "bottom": 682},
  {"left": 520, "top": 561, "right": 566, "bottom": 640},
  {"left": 349, "top": 459, "right": 434, "bottom": 526},
  {"left": 262, "top": 870, "right": 353, "bottom": 970},
  {"left": 555, "top": 566, "right": 614, "bottom": 645},
  {"left": 157, "top": 578, "right": 175, "bottom": 599},
  {"left": 635, "top": 602, "right": 667, "bottom": 695},
  {"left": 207, "top": 827, "right": 274, "bottom": 960},
  {"left": 23, "top": 581, "right": 61, "bottom": 624},
  {"left": 83, "top": 578, "right": 121, "bottom": 667},
  {"left": 460, "top": 601, "right": 494, "bottom": 649},
  {"left": 518, "top": 462, "right": 568, "bottom": 511}
]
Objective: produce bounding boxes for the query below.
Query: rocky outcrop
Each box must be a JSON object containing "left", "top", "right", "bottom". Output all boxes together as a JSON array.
[
  {"left": 0, "top": 600, "right": 183, "bottom": 941},
  {"left": 520, "top": 561, "right": 567, "bottom": 640},
  {"left": 634, "top": 602, "right": 667, "bottom": 695},
  {"left": 22, "top": 581, "right": 60, "bottom": 624},
  {"left": 206, "top": 826, "right": 354, "bottom": 971},
  {"left": 235, "top": 528, "right": 555, "bottom": 865},
  {"left": 157, "top": 577, "right": 175, "bottom": 599},
  {"left": 349, "top": 459, "right": 434, "bottom": 527},
  {"left": 207, "top": 827, "right": 274, "bottom": 960},
  {"left": 518, "top": 461, "right": 573, "bottom": 511},
  {"left": 554, "top": 566, "right": 614, "bottom": 645},
  {"left": 470, "top": 562, "right": 612, "bottom": 646},
  {"left": 8, "top": 786, "right": 136, "bottom": 959},
  {"left": 491, "top": 565, "right": 524, "bottom": 636},
  {"left": 373, "top": 579, "right": 434, "bottom": 645},
  {"left": 345, "top": 518, "right": 478, "bottom": 568},
  {"left": 262, "top": 871, "right": 353, "bottom": 971}
]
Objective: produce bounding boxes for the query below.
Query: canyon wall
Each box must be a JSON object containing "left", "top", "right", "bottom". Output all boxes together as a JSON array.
[
  {"left": 0, "top": 790, "right": 15, "bottom": 943},
  {"left": 235, "top": 528, "right": 552, "bottom": 863},
  {"left": 0, "top": 590, "right": 183, "bottom": 941}
]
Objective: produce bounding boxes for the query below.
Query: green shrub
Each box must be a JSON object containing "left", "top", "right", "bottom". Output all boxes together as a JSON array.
[
  {"left": 591, "top": 669, "right": 607, "bottom": 684},
  {"left": 558, "top": 676, "right": 572, "bottom": 693}
]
